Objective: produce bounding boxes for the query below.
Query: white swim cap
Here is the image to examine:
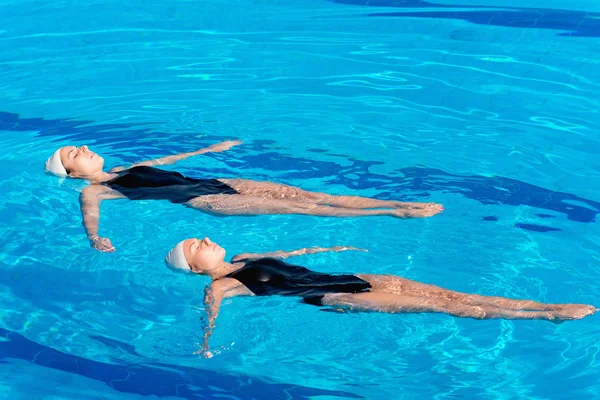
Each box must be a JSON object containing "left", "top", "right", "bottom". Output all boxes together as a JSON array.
[
  {"left": 45, "top": 148, "right": 68, "bottom": 177},
  {"left": 165, "top": 240, "right": 192, "bottom": 273}
]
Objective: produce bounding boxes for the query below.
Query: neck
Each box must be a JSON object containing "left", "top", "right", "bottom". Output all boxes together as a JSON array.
[
  {"left": 209, "top": 261, "right": 242, "bottom": 280},
  {"left": 84, "top": 171, "right": 117, "bottom": 183}
]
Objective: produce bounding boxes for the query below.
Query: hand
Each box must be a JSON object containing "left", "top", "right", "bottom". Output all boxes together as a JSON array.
[
  {"left": 194, "top": 347, "right": 213, "bottom": 358},
  {"left": 203, "top": 140, "right": 243, "bottom": 153},
  {"left": 90, "top": 236, "right": 115, "bottom": 252},
  {"left": 330, "top": 246, "right": 368, "bottom": 253}
]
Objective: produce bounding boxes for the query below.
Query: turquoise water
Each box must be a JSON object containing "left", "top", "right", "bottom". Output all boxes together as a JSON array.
[{"left": 1, "top": 0, "right": 600, "bottom": 398}]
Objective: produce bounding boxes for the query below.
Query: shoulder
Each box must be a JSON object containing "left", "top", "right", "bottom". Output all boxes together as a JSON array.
[
  {"left": 79, "top": 182, "right": 123, "bottom": 200},
  {"left": 211, "top": 277, "right": 245, "bottom": 293},
  {"left": 109, "top": 166, "right": 127, "bottom": 173},
  {"left": 211, "top": 277, "right": 254, "bottom": 297},
  {"left": 230, "top": 253, "right": 260, "bottom": 263},
  {"left": 110, "top": 165, "right": 152, "bottom": 172}
]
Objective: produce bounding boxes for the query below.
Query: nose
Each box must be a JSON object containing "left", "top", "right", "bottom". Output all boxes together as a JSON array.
[
  {"left": 81, "top": 145, "right": 89, "bottom": 153},
  {"left": 202, "top": 237, "right": 211, "bottom": 245}
]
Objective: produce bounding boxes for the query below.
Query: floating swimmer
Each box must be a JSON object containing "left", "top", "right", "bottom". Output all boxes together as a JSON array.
[
  {"left": 44, "top": 141, "right": 443, "bottom": 252},
  {"left": 165, "top": 237, "right": 597, "bottom": 357}
]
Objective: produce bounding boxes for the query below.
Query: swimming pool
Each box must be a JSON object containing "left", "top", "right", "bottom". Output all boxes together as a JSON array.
[{"left": 1, "top": 0, "right": 599, "bottom": 398}]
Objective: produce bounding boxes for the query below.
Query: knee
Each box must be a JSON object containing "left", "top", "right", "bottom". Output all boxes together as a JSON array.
[
  {"left": 186, "top": 197, "right": 209, "bottom": 209},
  {"left": 469, "top": 306, "right": 487, "bottom": 319},
  {"left": 451, "top": 306, "right": 487, "bottom": 319},
  {"left": 473, "top": 307, "right": 487, "bottom": 319},
  {"left": 321, "top": 293, "right": 353, "bottom": 306}
]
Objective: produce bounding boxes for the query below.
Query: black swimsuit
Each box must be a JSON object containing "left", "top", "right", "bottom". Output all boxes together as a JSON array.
[
  {"left": 104, "top": 166, "right": 238, "bottom": 203},
  {"left": 226, "top": 257, "right": 371, "bottom": 306}
]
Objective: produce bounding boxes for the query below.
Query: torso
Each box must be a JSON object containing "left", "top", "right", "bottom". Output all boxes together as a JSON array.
[
  {"left": 224, "top": 257, "right": 371, "bottom": 304},
  {"left": 103, "top": 166, "right": 238, "bottom": 203}
]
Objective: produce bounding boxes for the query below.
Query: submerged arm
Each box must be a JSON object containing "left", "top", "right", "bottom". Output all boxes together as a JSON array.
[
  {"left": 125, "top": 140, "right": 243, "bottom": 169},
  {"left": 201, "top": 278, "right": 251, "bottom": 358},
  {"left": 79, "top": 185, "right": 126, "bottom": 252},
  {"left": 231, "top": 246, "right": 367, "bottom": 262}
]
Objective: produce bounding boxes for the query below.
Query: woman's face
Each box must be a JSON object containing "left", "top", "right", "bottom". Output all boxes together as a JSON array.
[
  {"left": 60, "top": 145, "right": 104, "bottom": 177},
  {"left": 183, "top": 237, "right": 227, "bottom": 274}
]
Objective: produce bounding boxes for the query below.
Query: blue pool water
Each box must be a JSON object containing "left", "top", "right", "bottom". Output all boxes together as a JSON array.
[{"left": 1, "top": 0, "right": 600, "bottom": 398}]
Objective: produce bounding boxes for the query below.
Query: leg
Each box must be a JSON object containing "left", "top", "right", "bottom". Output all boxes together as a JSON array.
[
  {"left": 187, "top": 194, "right": 404, "bottom": 217},
  {"left": 222, "top": 179, "right": 443, "bottom": 217},
  {"left": 321, "top": 292, "right": 593, "bottom": 322},
  {"left": 358, "top": 274, "right": 597, "bottom": 315},
  {"left": 463, "top": 293, "right": 572, "bottom": 312},
  {"left": 305, "top": 192, "right": 444, "bottom": 217}
]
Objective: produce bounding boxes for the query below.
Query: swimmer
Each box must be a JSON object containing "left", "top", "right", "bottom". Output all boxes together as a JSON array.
[
  {"left": 165, "top": 237, "right": 597, "bottom": 357},
  {"left": 44, "top": 141, "right": 443, "bottom": 252}
]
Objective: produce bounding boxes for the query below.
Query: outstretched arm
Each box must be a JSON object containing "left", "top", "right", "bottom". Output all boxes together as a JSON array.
[
  {"left": 231, "top": 246, "right": 367, "bottom": 262},
  {"left": 200, "top": 278, "right": 251, "bottom": 358},
  {"left": 79, "top": 185, "right": 126, "bottom": 252},
  {"left": 112, "top": 140, "right": 243, "bottom": 171}
]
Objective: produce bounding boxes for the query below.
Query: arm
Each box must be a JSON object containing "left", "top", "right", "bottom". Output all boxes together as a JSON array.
[
  {"left": 231, "top": 246, "right": 367, "bottom": 262},
  {"left": 79, "top": 185, "right": 126, "bottom": 252},
  {"left": 200, "top": 278, "right": 251, "bottom": 358},
  {"left": 124, "top": 140, "right": 243, "bottom": 169}
]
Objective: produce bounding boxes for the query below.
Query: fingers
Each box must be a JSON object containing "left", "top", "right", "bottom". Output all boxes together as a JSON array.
[
  {"left": 331, "top": 246, "right": 369, "bottom": 252},
  {"left": 194, "top": 349, "right": 213, "bottom": 358},
  {"left": 346, "top": 247, "right": 369, "bottom": 252},
  {"left": 94, "top": 246, "right": 114, "bottom": 253},
  {"left": 98, "top": 245, "right": 115, "bottom": 253},
  {"left": 92, "top": 238, "right": 116, "bottom": 252},
  {"left": 223, "top": 139, "right": 243, "bottom": 148},
  {"left": 206, "top": 140, "right": 243, "bottom": 153},
  {"left": 217, "top": 140, "right": 244, "bottom": 146},
  {"left": 100, "top": 239, "right": 116, "bottom": 252},
  {"left": 223, "top": 140, "right": 243, "bottom": 149}
]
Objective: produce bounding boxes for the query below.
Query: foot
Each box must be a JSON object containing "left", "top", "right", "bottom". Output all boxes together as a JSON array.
[
  {"left": 392, "top": 204, "right": 444, "bottom": 218},
  {"left": 394, "top": 201, "right": 442, "bottom": 210},
  {"left": 549, "top": 304, "right": 597, "bottom": 322}
]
